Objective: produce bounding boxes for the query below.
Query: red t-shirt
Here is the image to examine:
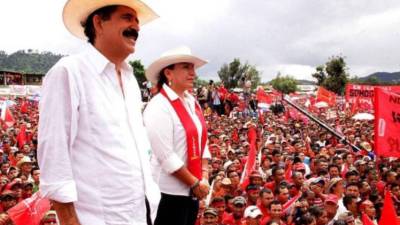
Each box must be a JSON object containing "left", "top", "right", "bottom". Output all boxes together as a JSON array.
[{"left": 222, "top": 213, "right": 244, "bottom": 225}]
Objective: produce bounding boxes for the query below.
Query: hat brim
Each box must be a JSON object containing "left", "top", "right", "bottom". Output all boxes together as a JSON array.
[
  {"left": 145, "top": 54, "right": 207, "bottom": 85},
  {"left": 63, "top": 0, "right": 159, "bottom": 39}
]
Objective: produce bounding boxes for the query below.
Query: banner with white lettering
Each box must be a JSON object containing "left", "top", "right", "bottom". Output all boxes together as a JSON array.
[
  {"left": 346, "top": 84, "right": 400, "bottom": 104},
  {"left": 374, "top": 88, "right": 400, "bottom": 157}
]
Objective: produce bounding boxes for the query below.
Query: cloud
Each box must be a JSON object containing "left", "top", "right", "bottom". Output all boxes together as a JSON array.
[{"left": 1, "top": 0, "right": 400, "bottom": 81}]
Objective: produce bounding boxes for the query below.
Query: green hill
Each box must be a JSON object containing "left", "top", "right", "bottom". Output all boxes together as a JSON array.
[
  {"left": 361, "top": 72, "right": 400, "bottom": 83},
  {"left": 0, "top": 50, "right": 63, "bottom": 74}
]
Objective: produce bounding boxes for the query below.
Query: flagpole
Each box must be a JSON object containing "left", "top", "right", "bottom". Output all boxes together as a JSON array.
[{"left": 283, "top": 95, "right": 361, "bottom": 152}]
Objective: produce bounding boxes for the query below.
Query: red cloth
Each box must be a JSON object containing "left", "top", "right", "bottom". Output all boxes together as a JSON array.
[
  {"left": 374, "top": 88, "right": 400, "bottom": 157},
  {"left": 7, "top": 192, "right": 51, "bottom": 225},
  {"left": 379, "top": 191, "right": 398, "bottom": 225},
  {"left": 160, "top": 89, "right": 207, "bottom": 179},
  {"left": 222, "top": 213, "right": 244, "bottom": 225},
  {"left": 361, "top": 213, "right": 375, "bottom": 225},
  {"left": 316, "top": 86, "right": 336, "bottom": 106},
  {"left": 1, "top": 103, "right": 15, "bottom": 127},
  {"left": 20, "top": 101, "right": 28, "bottom": 114},
  {"left": 257, "top": 203, "right": 270, "bottom": 225},
  {"left": 16, "top": 124, "right": 27, "bottom": 149},
  {"left": 240, "top": 127, "right": 257, "bottom": 189},
  {"left": 256, "top": 88, "right": 272, "bottom": 104},
  {"left": 218, "top": 87, "right": 228, "bottom": 101}
]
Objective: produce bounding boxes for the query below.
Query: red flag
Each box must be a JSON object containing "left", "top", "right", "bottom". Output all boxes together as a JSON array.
[
  {"left": 283, "top": 193, "right": 301, "bottom": 213},
  {"left": 341, "top": 163, "right": 349, "bottom": 178},
  {"left": 20, "top": 101, "right": 28, "bottom": 114},
  {"left": 218, "top": 86, "right": 228, "bottom": 101},
  {"left": 351, "top": 96, "right": 360, "bottom": 115},
  {"left": 361, "top": 213, "right": 375, "bottom": 225},
  {"left": 374, "top": 88, "right": 400, "bottom": 157},
  {"left": 240, "top": 127, "right": 257, "bottom": 189},
  {"left": 231, "top": 128, "right": 239, "bottom": 143},
  {"left": 379, "top": 191, "right": 398, "bottom": 225},
  {"left": 284, "top": 164, "right": 292, "bottom": 181},
  {"left": 256, "top": 88, "right": 272, "bottom": 105},
  {"left": 316, "top": 86, "right": 336, "bottom": 106},
  {"left": 258, "top": 110, "right": 265, "bottom": 124},
  {"left": 1, "top": 102, "right": 15, "bottom": 127},
  {"left": 7, "top": 192, "right": 51, "bottom": 225},
  {"left": 16, "top": 124, "right": 27, "bottom": 149}
]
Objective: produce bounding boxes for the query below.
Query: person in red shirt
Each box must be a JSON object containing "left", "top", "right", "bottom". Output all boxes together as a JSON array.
[
  {"left": 264, "top": 166, "right": 285, "bottom": 192},
  {"left": 222, "top": 196, "right": 246, "bottom": 225},
  {"left": 211, "top": 197, "right": 229, "bottom": 225},
  {"left": 257, "top": 189, "right": 274, "bottom": 225},
  {"left": 202, "top": 208, "right": 219, "bottom": 225},
  {"left": 243, "top": 205, "right": 263, "bottom": 225},
  {"left": 246, "top": 185, "right": 260, "bottom": 206},
  {"left": 267, "top": 200, "right": 285, "bottom": 225}
]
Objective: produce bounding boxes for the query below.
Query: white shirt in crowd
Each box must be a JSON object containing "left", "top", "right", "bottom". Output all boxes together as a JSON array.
[
  {"left": 38, "top": 45, "right": 160, "bottom": 225},
  {"left": 144, "top": 84, "right": 211, "bottom": 196}
]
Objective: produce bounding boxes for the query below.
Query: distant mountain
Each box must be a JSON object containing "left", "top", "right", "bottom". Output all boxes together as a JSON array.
[
  {"left": 361, "top": 72, "right": 400, "bottom": 83},
  {"left": 296, "top": 79, "right": 316, "bottom": 85},
  {"left": 0, "top": 50, "right": 63, "bottom": 74}
]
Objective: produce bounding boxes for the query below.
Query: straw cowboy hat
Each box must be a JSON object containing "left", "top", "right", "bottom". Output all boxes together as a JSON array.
[
  {"left": 145, "top": 46, "right": 207, "bottom": 85},
  {"left": 63, "top": 0, "right": 159, "bottom": 39}
]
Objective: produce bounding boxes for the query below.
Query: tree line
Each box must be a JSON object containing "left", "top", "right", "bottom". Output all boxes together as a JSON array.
[{"left": 1, "top": 49, "right": 397, "bottom": 94}]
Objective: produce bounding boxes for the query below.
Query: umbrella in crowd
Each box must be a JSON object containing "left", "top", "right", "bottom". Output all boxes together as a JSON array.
[
  {"left": 352, "top": 112, "right": 374, "bottom": 120},
  {"left": 314, "top": 101, "right": 329, "bottom": 108}
]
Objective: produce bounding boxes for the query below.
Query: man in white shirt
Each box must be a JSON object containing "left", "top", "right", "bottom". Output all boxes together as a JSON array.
[{"left": 38, "top": 1, "right": 160, "bottom": 225}]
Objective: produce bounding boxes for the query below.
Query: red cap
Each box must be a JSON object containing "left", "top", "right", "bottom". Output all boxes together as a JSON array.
[{"left": 325, "top": 194, "right": 339, "bottom": 204}]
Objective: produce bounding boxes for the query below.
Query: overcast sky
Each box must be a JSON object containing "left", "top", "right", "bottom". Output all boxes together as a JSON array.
[{"left": 1, "top": 0, "right": 400, "bottom": 82}]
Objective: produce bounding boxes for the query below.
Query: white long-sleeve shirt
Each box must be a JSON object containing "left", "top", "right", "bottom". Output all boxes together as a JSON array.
[
  {"left": 38, "top": 45, "right": 160, "bottom": 225},
  {"left": 143, "top": 84, "right": 211, "bottom": 196}
]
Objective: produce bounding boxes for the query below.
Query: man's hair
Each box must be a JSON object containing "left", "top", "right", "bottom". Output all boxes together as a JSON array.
[
  {"left": 260, "top": 188, "right": 273, "bottom": 197},
  {"left": 271, "top": 166, "right": 284, "bottom": 176},
  {"left": 13, "top": 151, "right": 22, "bottom": 157},
  {"left": 345, "top": 170, "right": 359, "bottom": 179},
  {"left": 274, "top": 184, "right": 288, "bottom": 195},
  {"left": 268, "top": 200, "right": 281, "bottom": 210},
  {"left": 346, "top": 182, "right": 359, "bottom": 189},
  {"left": 31, "top": 167, "right": 40, "bottom": 176},
  {"left": 328, "top": 164, "right": 340, "bottom": 172},
  {"left": 309, "top": 205, "right": 324, "bottom": 217},
  {"left": 82, "top": 5, "right": 119, "bottom": 44},
  {"left": 343, "top": 194, "right": 357, "bottom": 209}
]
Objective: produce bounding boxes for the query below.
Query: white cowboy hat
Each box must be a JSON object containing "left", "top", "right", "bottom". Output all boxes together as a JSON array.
[
  {"left": 63, "top": 0, "right": 159, "bottom": 39},
  {"left": 145, "top": 46, "right": 207, "bottom": 85}
]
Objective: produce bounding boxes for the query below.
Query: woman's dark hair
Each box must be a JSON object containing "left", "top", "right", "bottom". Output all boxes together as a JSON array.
[
  {"left": 156, "top": 64, "right": 175, "bottom": 91},
  {"left": 309, "top": 205, "right": 324, "bottom": 217},
  {"left": 81, "top": 5, "right": 119, "bottom": 44},
  {"left": 294, "top": 213, "right": 315, "bottom": 225}
]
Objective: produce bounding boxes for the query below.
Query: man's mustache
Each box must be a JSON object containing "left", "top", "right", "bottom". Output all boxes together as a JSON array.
[{"left": 122, "top": 28, "right": 139, "bottom": 41}]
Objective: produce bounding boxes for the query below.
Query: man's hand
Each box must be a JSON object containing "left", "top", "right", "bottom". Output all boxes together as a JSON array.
[
  {"left": 192, "top": 181, "right": 210, "bottom": 199},
  {"left": 51, "top": 201, "right": 82, "bottom": 225},
  {"left": 0, "top": 213, "right": 10, "bottom": 225}
]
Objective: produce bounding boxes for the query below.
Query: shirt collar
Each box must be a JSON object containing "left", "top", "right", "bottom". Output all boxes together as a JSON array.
[
  {"left": 86, "top": 44, "right": 132, "bottom": 75},
  {"left": 162, "top": 84, "right": 194, "bottom": 103}
]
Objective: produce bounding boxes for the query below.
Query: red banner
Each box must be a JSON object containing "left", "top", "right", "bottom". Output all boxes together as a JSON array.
[
  {"left": 8, "top": 192, "right": 51, "bottom": 225},
  {"left": 374, "top": 88, "right": 400, "bottom": 157},
  {"left": 256, "top": 88, "right": 272, "bottom": 104},
  {"left": 346, "top": 84, "right": 400, "bottom": 104},
  {"left": 316, "top": 86, "right": 336, "bottom": 106},
  {"left": 240, "top": 127, "right": 257, "bottom": 189}
]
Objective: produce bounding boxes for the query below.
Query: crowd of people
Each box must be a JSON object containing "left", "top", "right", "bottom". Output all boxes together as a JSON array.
[
  {"left": 0, "top": 79, "right": 398, "bottom": 225},
  {"left": 0, "top": 97, "right": 58, "bottom": 225},
  {"left": 187, "top": 82, "right": 397, "bottom": 225}
]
